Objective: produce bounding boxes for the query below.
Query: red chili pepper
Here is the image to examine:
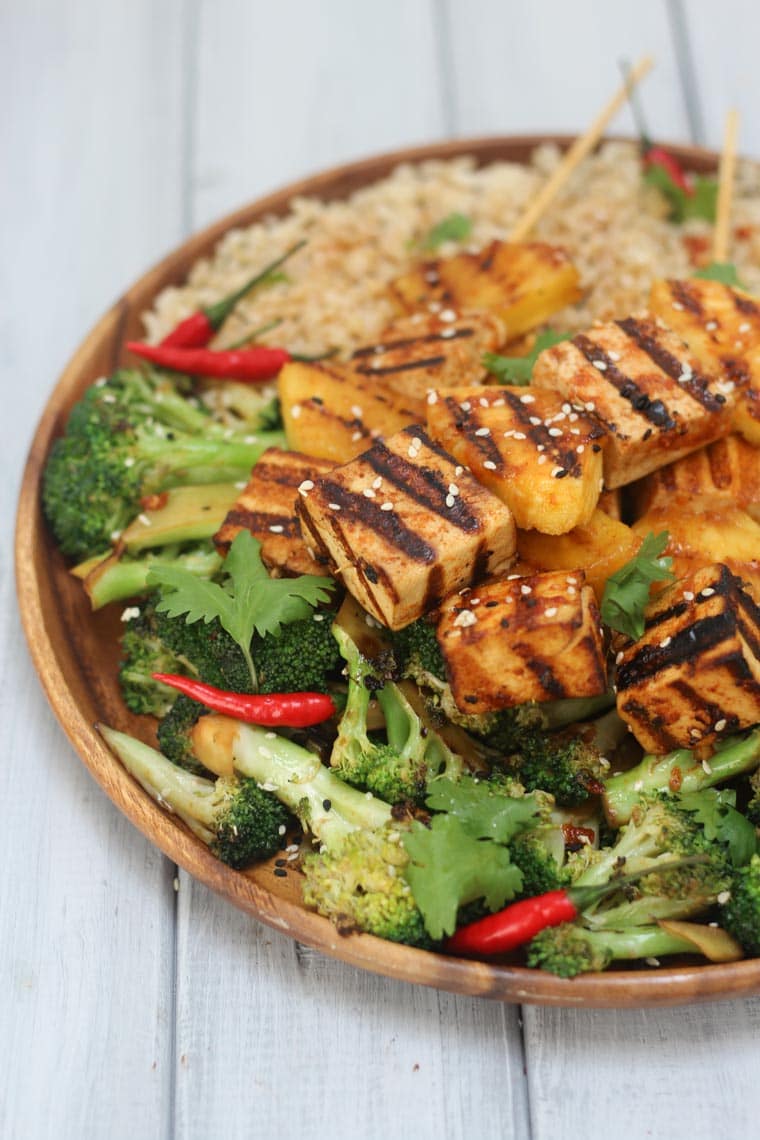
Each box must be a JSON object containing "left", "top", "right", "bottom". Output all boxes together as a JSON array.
[
  {"left": 160, "top": 240, "right": 306, "bottom": 349},
  {"left": 127, "top": 341, "right": 292, "bottom": 382},
  {"left": 153, "top": 673, "right": 337, "bottom": 728},
  {"left": 643, "top": 145, "right": 694, "bottom": 197},
  {"left": 444, "top": 857, "right": 707, "bottom": 957}
]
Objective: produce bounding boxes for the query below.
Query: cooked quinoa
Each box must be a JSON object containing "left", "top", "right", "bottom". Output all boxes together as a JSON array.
[{"left": 144, "top": 141, "right": 760, "bottom": 355}]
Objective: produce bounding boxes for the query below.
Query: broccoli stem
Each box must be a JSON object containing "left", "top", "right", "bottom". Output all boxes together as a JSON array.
[
  {"left": 527, "top": 923, "right": 703, "bottom": 976},
  {"left": 191, "top": 715, "right": 392, "bottom": 850},
  {"left": 603, "top": 729, "right": 760, "bottom": 826},
  {"left": 135, "top": 430, "right": 284, "bottom": 489},
  {"left": 83, "top": 545, "right": 223, "bottom": 610}
]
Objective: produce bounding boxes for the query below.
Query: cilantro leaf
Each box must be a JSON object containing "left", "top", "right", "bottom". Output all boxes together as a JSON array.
[
  {"left": 148, "top": 530, "right": 334, "bottom": 688},
  {"left": 694, "top": 261, "right": 745, "bottom": 288},
  {"left": 601, "top": 531, "right": 675, "bottom": 641},
  {"left": 679, "top": 790, "right": 758, "bottom": 867},
  {"left": 419, "top": 212, "right": 472, "bottom": 251},
  {"left": 644, "top": 166, "right": 718, "bottom": 224},
  {"left": 425, "top": 777, "right": 542, "bottom": 844},
  {"left": 483, "top": 330, "right": 572, "bottom": 385},
  {"left": 402, "top": 816, "right": 523, "bottom": 939}
]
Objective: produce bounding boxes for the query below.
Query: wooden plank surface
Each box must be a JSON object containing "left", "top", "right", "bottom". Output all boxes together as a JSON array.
[{"left": 4, "top": 1, "right": 760, "bottom": 1138}]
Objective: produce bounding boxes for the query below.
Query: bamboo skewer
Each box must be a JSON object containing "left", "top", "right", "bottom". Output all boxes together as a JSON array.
[
  {"left": 713, "top": 109, "right": 740, "bottom": 264},
  {"left": 509, "top": 55, "right": 654, "bottom": 242}
]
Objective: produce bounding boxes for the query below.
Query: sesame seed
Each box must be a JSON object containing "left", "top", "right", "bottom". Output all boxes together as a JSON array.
[
  {"left": 469, "top": 597, "right": 481, "bottom": 606},
  {"left": 537, "top": 454, "right": 547, "bottom": 465},
  {"left": 328, "top": 502, "right": 341, "bottom": 511},
  {"left": 659, "top": 636, "right": 671, "bottom": 648},
  {"left": 702, "top": 758, "right": 713, "bottom": 774},
  {"left": 718, "top": 890, "right": 732, "bottom": 905},
  {"left": 567, "top": 586, "right": 576, "bottom": 596},
  {"left": 705, "top": 320, "right": 718, "bottom": 331},
  {"left": 137, "top": 513, "right": 151, "bottom": 527},
  {"left": 548, "top": 427, "right": 563, "bottom": 437},
  {"left": 291, "top": 404, "right": 302, "bottom": 419},
  {"left": 428, "top": 300, "right": 442, "bottom": 313},
  {"left": 645, "top": 958, "right": 661, "bottom": 968},
  {"left": 672, "top": 301, "right": 684, "bottom": 311},
  {"left": 592, "top": 359, "right": 607, "bottom": 371},
  {"left": 453, "top": 609, "right": 477, "bottom": 628},
  {"left": 475, "top": 426, "right": 491, "bottom": 437},
  {"left": 551, "top": 466, "right": 564, "bottom": 477},
  {"left": 268, "top": 524, "right": 284, "bottom": 533},
  {"left": 441, "top": 327, "right": 457, "bottom": 339},
  {"left": 363, "top": 488, "right": 375, "bottom": 498},
  {"left": 120, "top": 606, "right": 141, "bottom": 622},
  {"left": 479, "top": 397, "right": 489, "bottom": 407},
  {"left": 714, "top": 718, "right": 727, "bottom": 732},
  {"left": 503, "top": 429, "right": 515, "bottom": 438},
  {"left": 448, "top": 483, "right": 459, "bottom": 496},
  {"left": 520, "top": 394, "right": 536, "bottom": 404},
  {"left": 520, "top": 584, "right": 532, "bottom": 595},
  {"left": 615, "top": 651, "right": 624, "bottom": 665},
  {"left": 427, "top": 390, "right": 438, "bottom": 404},
  {"left": 455, "top": 466, "right": 464, "bottom": 476},
  {"left": 562, "top": 402, "right": 572, "bottom": 413},
  {"left": 739, "top": 322, "right": 751, "bottom": 333},
  {"left": 545, "top": 606, "right": 557, "bottom": 617},
  {"left": 507, "top": 574, "right": 520, "bottom": 580},
  {"left": 460, "top": 400, "right": 472, "bottom": 411},
  {"left": 439, "top": 308, "right": 457, "bottom": 322},
  {"left": 569, "top": 411, "right": 579, "bottom": 422},
  {"left": 408, "top": 446, "right": 419, "bottom": 459},
  {"left": 372, "top": 476, "right": 382, "bottom": 488},
  {"left": 700, "top": 588, "right": 715, "bottom": 598},
  {"left": 298, "top": 479, "right": 314, "bottom": 495},
  {"left": 351, "top": 431, "right": 363, "bottom": 441},
  {"left": 312, "top": 614, "right": 325, "bottom": 623},
  {"left": 683, "top": 591, "right": 695, "bottom": 601},
  {"left": 381, "top": 501, "right": 394, "bottom": 511},
  {"left": 446, "top": 494, "right": 455, "bottom": 507},
  {"left": 483, "top": 460, "right": 497, "bottom": 470},
  {"left": 566, "top": 576, "right": 578, "bottom": 585},
  {"left": 577, "top": 444, "right": 585, "bottom": 454},
  {"left": 278, "top": 824, "right": 287, "bottom": 836},
  {"left": 513, "top": 431, "right": 526, "bottom": 440}
]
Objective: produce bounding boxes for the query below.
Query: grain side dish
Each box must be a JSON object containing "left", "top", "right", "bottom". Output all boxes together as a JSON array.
[{"left": 43, "top": 140, "right": 760, "bottom": 978}]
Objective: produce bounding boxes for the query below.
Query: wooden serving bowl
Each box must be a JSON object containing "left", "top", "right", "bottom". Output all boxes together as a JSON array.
[{"left": 16, "top": 134, "right": 760, "bottom": 1008}]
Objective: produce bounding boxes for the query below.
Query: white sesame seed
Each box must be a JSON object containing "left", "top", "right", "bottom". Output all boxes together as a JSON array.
[
  {"left": 705, "top": 320, "right": 718, "bottom": 331},
  {"left": 448, "top": 483, "right": 459, "bottom": 496},
  {"left": 520, "top": 584, "right": 532, "bottom": 595},
  {"left": 439, "top": 308, "right": 457, "bottom": 322},
  {"left": 551, "top": 466, "right": 564, "bottom": 477},
  {"left": 291, "top": 404, "right": 302, "bottom": 419},
  {"left": 520, "top": 393, "right": 536, "bottom": 404},
  {"left": 645, "top": 958, "right": 661, "bottom": 968},
  {"left": 548, "top": 426, "right": 563, "bottom": 437},
  {"left": 298, "top": 479, "right": 314, "bottom": 495},
  {"left": 474, "top": 426, "right": 491, "bottom": 437},
  {"left": 441, "top": 327, "right": 457, "bottom": 339},
  {"left": 408, "top": 446, "right": 419, "bottom": 459},
  {"left": 592, "top": 360, "right": 607, "bottom": 371},
  {"left": 585, "top": 401, "right": 596, "bottom": 412},
  {"left": 659, "top": 636, "right": 671, "bottom": 648},
  {"left": 569, "top": 411, "right": 579, "bottom": 422},
  {"left": 120, "top": 606, "right": 141, "bottom": 622},
  {"left": 138, "top": 513, "right": 151, "bottom": 527},
  {"left": 428, "top": 300, "right": 442, "bottom": 313},
  {"left": 567, "top": 586, "right": 576, "bottom": 596},
  {"left": 268, "top": 524, "right": 284, "bottom": 533},
  {"left": 453, "top": 609, "right": 477, "bottom": 628},
  {"left": 460, "top": 400, "right": 472, "bottom": 411},
  {"left": 328, "top": 502, "right": 341, "bottom": 511},
  {"left": 372, "top": 476, "right": 382, "bottom": 489},
  {"left": 577, "top": 444, "right": 585, "bottom": 454},
  {"left": 615, "top": 651, "right": 624, "bottom": 665},
  {"left": 714, "top": 718, "right": 727, "bottom": 732},
  {"left": 672, "top": 301, "right": 684, "bottom": 311},
  {"left": 566, "top": 576, "right": 578, "bottom": 585},
  {"left": 381, "top": 501, "right": 394, "bottom": 511},
  {"left": 718, "top": 890, "right": 732, "bottom": 905},
  {"left": 479, "top": 397, "right": 489, "bottom": 407},
  {"left": 312, "top": 613, "right": 325, "bottom": 623},
  {"left": 513, "top": 431, "right": 526, "bottom": 440},
  {"left": 454, "top": 466, "right": 464, "bottom": 476},
  {"left": 683, "top": 591, "right": 695, "bottom": 601},
  {"left": 700, "top": 587, "right": 715, "bottom": 598},
  {"left": 503, "top": 429, "right": 515, "bottom": 438},
  {"left": 507, "top": 574, "right": 520, "bottom": 580},
  {"left": 545, "top": 606, "right": 557, "bottom": 617},
  {"left": 427, "top": 390, "right": 438, "bottom": 405},
  {"left": 363, "top": 488, "right": 375, "bottom": 498},
  {"left": 702, "top": 758, "right": 713, "bottom": 774},
  {"left": 351, "top": 431, "right": 363, "bottom": 441},
  {"left": 483, "top": 460, "right": 497, "bottom": 470},
  {"left": 446, "top": 494, "right": 456, "bottom": 507}
]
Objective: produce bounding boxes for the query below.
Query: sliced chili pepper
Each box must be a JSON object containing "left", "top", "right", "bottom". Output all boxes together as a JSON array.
[
  {"left": 127, "top": 341, "right": 292, "bottom": 382},
  {"left": 643, "top": 145, "right": 694, "bottom": 197},
  {"left": 444, "top": 857, "right": 708, "bottom": 957},
  {"left": 160, "top": 240, "right": 306, "bottom": 349},
  {"left": 153, "top": 673, "right": 337, "bottom": 728}
]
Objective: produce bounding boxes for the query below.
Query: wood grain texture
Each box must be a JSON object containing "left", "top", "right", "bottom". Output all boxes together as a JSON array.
[{"left": 16, "top": 136, "right": 760, "bottom": 1010}]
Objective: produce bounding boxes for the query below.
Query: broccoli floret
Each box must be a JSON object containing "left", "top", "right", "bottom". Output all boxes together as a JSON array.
[
  {"left": 100, "top": 726, "right": 289, "bottom": 868},
  {"left": 495, "top": 730, "right": 607, "bottom": 807},
  {"left": 603, "top": 728, "right": 760, "bottom": 826},
  {"left": 526, "top": 921, "right": 706, "bottom": 977},
  {"left": 43, "top": 368, "right": 285, "bottom": 561},
  {"left": 392, "top": 618, "right": 447, "bottom": 685},
  {"left": 301, "top": 824, "right": 432, "bottom": 947},
  {"left": 255, "top": 613, "right": 342, "bottom": 694},
  {"left": 509, "top": 829, "right": 571, "bottom": 898},
  {"left": 330, "top": 624, "right": 466, "bottom": 804},
  {"left": 189, "top": 716, "right": 393, "bottom": 850},
  {"left": 156, "top": 695, "right": 209, "bottom": 773},
  {"left": 118, "top": 595, "right": 250, "bottom": 716},
  {"left": 721, "top": 853, "right": 760, "bottom": 955}
]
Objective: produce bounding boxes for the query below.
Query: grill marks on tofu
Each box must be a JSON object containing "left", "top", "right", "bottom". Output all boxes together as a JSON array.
[
  {"left": 616, "top": 564, "right": 760, "bottom": 752},
  {"left": 278, "top": 360, "right": 423, "bottom": 464},
  {"left": 436, "top": 571, "right": 607, "bottom": 714},
  {"left": 532, "top": 317, "right": 734, "bottom": 488},
  {"left": 388, "top": 240, "right": 582, "bottom": 342},
  {"left": 214, "top": 447, "right": 334, "bottom": 576},
  {"left": 632, "top": 434, "right": 760, "bottom": 520},
  {"left": 426, "top": 385, "right": 605, "bottom": 534},
  {"left": 296, "top": 426, "right": 516, "bottom": 629},
  {"left": 349, "top": 311, "right": 504, "bottom": 403},
  {"left": 649, "top": 277, "right": 760, "bottom": 446}
]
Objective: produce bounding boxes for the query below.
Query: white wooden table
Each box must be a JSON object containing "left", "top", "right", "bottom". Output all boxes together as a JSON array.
[{"left": 4, "top": 3, "right": 760, "bottom": 1137}]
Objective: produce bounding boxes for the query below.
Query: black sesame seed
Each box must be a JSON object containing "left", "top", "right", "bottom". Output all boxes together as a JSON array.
[
  {"left": 554, "top": 468, "right": 568, "bottom": 479},
  {"left": 274, "top": 868, "right": 288, "bottom": 878},
  {"left": 322, "top": 799, "right": 332, "bottom": 812},
  {"left": 275, "top": 858, "right": 287, "bottom": 867},
  {"left": 592, "top": 443, "right": 602, "bottom": 453}
]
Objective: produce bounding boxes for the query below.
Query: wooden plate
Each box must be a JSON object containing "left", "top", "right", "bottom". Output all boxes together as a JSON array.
[{"left": 16, "top": 134, "right": 760, "bottom": 1008}]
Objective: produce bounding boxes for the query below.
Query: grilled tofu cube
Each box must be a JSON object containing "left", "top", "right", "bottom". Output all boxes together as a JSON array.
[
  {"left": 632, "top": 498, "right": 760, "bottom": 601},
  {"left": 296, "top": 426, "right": 516, "bottom": 629},
  {"left": 532, "top": 316, "right": 734, "bottom": 488},
  {"left": 650, "top": 277, "right": 760, "bottom": 445},
  {"left": 348, "top": 310, "right": 504, "bottom": 404},
  {"left": 517, "top": 509, "right": 642, "bottom": 603},
  {"left": 426, "top": 385, "right": 605, "bottom": 534},
  {"left": 616, "top": 563, "right": 760, "bottom": 753},
  {"left": 389, "top": 240, "right": 581, "bottom": 341},
  {"left": 436, "top": 570, "right": 607, "bottom": 714},
  {"left": 278, "top": 360, "right": 424, "bottom": 464},
  {"left": 214, "top": 448, "right": 335, "bottom": 576},
  {"left": 631, "top": 433, "right": 760, "bottom": 521}
]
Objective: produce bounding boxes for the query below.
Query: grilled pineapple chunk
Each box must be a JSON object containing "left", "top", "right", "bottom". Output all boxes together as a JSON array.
[
  {"left": 214, "top": 448, "right": 334, "bottom": 576},
  {"left": 296, "top": 425, "right": 516, "bottom": 629},
  {"left": 436, "top": 570, "right": 607, "bottom": 714},
  {"left": 649, "top": 277, "right": 760, "bottom": 445},
  {"left": 532, "top": 316, "right": 734, "bottom": 487},
  {"left": 348, "top": 311, "right": 504, "bottom": 404},
  {"left": 631, "top": 433, "right": 760, "bottom": 521},
  {"left": 278, "top": 360, "right": 423, "bottom": 463},
  {"left": 632, "top": 497, "right": 760, "bottom": 599},
  {"left": 616, "top": 563, "right": 760, "bottom": 753},
  {"left": 389, "top": 240, "right": 581, "bottom": 341},
  {"left": 426, "top": 385, "right": 605, "bottom": 534},
  {"left": 517, "top": 509, "right": 641, "bottom": 603}
]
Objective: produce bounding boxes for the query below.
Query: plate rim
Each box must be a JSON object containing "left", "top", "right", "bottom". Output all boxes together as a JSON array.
[{"left": 16, "top": 132, "right": 760, "bottom": 1008}]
